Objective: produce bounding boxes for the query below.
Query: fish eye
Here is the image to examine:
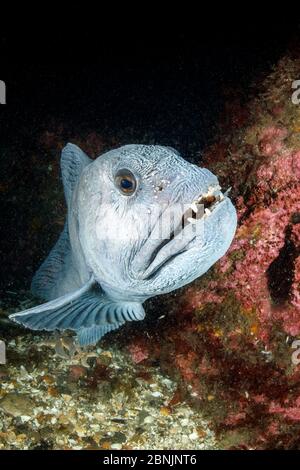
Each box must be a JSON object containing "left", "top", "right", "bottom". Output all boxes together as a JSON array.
[{"left": 114, "top": 169, "right": 137, "bottom": 195}]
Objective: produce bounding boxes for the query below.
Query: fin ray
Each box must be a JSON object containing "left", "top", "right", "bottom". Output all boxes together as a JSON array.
[
  {"left": 77, "top": 324, "right": 121, "bottom": 346},
  {"left": 9, "top": 279, "right": 145, "bottom": 346},
  {"left": 31, "top": 223, "right": 71, "bottom": 300}
]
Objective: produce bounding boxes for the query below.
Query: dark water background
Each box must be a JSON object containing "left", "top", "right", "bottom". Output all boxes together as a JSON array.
[{"left": 1, "top": 23, "right": 299, "bottom": 295}]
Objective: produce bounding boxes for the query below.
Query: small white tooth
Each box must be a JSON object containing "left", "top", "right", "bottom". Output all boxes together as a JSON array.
[
  {"left": 187, "top": 217, "right": 197, "bottom": 224},
  {"left": 224, "top": 186, "right": 232, "bottom": 197},
  {"left": 191, "top": 202, "right": 198, "bottom": 213},
  {"left": 205, "top": 208, "right": 211, "bottom": 216},
  {"left": 220, "top": 194, "right": 224, "bottom": 200}
]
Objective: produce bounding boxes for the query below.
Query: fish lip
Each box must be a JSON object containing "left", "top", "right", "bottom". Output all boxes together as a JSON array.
[
  {"left": 144, "top": 197, "right": 237, "bottom": 288},
  {"left": 140, "top": 189, "right": 230, "bottom": 281}
]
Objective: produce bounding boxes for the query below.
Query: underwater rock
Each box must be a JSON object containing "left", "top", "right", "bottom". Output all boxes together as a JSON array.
[
  {"left": 68, "top": 365, "right": 88, "bottom": 382},
  {"left": 0, "top": 368, "right": 10, "bottom": 380}
]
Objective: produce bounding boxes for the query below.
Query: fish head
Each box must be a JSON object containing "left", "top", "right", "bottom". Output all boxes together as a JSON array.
[{"left": 75, "top": 144, "right": 237, "bottom": 300}]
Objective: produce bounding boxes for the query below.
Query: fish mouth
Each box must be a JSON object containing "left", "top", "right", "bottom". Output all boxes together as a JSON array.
[
  {"left": 139, "top": 184, "right": 230, "bottom": 280},
  {"left": 180, "top": 184, "right": 228, "bottom": 229}
]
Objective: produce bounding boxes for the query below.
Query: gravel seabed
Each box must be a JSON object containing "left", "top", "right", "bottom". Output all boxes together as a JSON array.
[{"left": 0, "top": 315, "right": 217, "bottom": 450}]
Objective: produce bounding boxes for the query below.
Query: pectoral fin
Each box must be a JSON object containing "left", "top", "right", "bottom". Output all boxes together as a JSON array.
[
  {"left": 9, "top": 278, "right": 145, "bottom": 345},
  {"left": 77, "top": 325, "right": 122, "bottom": 346}
]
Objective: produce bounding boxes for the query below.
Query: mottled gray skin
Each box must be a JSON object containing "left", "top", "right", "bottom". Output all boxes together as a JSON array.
[{"left": 10, "top": 144, "right": 237, "bottom": 346}]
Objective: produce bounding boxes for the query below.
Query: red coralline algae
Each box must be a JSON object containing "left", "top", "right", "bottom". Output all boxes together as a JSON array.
[
  {"left": 183, "top": 60, "right": 300, "bottom": 343},
  {"left": 269, "top": 396, "right": 300, "bottom": 422},
  {"left": 184, "top": 285, "right": 225, "bottom": 313},
  {"left": 127, "top": 341, "right": 149, "bottom": 364},
  {"left": 219, "top": 184, "right": 300, "bottom": 338},
  {"left": 223, "top": 412, "right": 247, "bottom": 426},
  {"left": 175, "top": 351, "right": 198, "bottom": 382},
  {"left": 258, "top": 126, "right": 288, "bottom": 157},
  {"left": 291, "top": 257, "right": 300, "bottom": 311}
]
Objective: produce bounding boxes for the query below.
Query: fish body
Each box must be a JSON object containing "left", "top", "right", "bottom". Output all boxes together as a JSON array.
[{"left": 10, "top": 144, "right": 237, "bottom": 345}]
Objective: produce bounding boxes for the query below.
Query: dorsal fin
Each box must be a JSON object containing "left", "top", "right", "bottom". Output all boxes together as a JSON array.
[
  {"left": 61, "top": 143, "right": 92, "bottom": 206},
  {"left": 31, "top": 222, "right": 71, "bottom": 300},
  {"left": 31, "top": 144, "right": 92, "bottom": 300}
]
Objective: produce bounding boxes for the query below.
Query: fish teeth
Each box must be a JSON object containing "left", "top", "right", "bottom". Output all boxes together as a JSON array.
[
  {"left": 187, "top": 217, "right": 197, "bottom": 224},
  {"left": 205, "top": 208, "right": 211, "bottom": 216},
  {"left": 224, "top": 187, "right": 232, "bottom": 197},
  {"left": 190, "top": 201, "right": 198, "bottom": 213}
]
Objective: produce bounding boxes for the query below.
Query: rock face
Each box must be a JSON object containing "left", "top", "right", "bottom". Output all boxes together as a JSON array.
[{"left": 124, "top": 51, "right": 300, "bottom": 449}]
